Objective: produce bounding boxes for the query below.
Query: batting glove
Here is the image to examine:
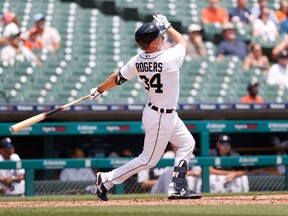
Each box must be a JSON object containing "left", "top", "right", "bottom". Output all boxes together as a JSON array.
[
  {"left": 90, "top": 87, "right": 103, "bottom": 100},
  {"left": 153, "top": 13, "right": 171, "bottom": 30}
]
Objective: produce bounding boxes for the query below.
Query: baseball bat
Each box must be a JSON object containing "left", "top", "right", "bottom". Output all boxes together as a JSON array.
[{"left": 10, "top": 95, "right": 90, "bottom": 133}]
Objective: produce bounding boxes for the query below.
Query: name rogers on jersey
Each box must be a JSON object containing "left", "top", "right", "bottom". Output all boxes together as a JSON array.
[{"left": 135, "top": 62, "right": 163, "bottom": 72}]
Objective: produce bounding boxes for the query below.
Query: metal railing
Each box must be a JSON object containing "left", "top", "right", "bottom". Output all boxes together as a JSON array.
[{"left": 0, "top": 156, "right": 287, "bottom": 196}]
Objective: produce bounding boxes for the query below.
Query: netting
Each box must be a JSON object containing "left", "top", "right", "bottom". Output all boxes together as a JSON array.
[{"left": 32, "top": 168, "right": 286, "bottom": 196}]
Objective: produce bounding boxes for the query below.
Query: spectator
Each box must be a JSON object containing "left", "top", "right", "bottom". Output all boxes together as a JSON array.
[
  {"left": 23, "top": 13, "right": 61, "bottom": 53},
  {"left": 243, "top": 43, "right": 270, "bottom": 73},
  {"left": 241, "top": 81, "right": 264, "bottom": 103},
  {"left": 209, "top": 135, "right": 249, "bottom": 193},
  {"left": 0, "top": 31, "right": 42, "bottom": 66},
  {"left": 186, "top": 24, "right": 207, "bottom": 60},
  {"left": 0, "top": 12, "right": 20, "bottom": 45},
  {"left": 0, "top": 137, "right": 25, "bottom": 196},
  {"left": 252, "top": 6, "right": 279, "bottom": 41},
  {"left": 201, "top": 0, "right": 229, "bottom": 25},
  {"left": 272, "top": 38, "right": 288, "bottom": 59},
  {"left": 229, "top": 0, "right": 253, "bottom": 24},
  {"left": 150, "top": 153, "right": 202, "bottom": 194},
  {"left": 276, "top": 0, "right": 288, "bottom": 23},
  {"left": 23, "top": 28, "right": 43, "bottom": 51},
  {"left": 59, "top": 147, "right": 96, "bottom": 181},
  {"left": 267, "top": 50, "right": 288, "bottom": 88},
  {"left": 280, "top": 17, "right": 288, "bottom": 34},
  {"left": 251, "top": 0, "right": 278, "bottom": 24},
  {"left": 216, "top": 22, "right": 249, "bottom": 61}
]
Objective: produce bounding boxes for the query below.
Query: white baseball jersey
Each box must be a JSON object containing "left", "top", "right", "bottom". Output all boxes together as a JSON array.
[
  {"left": 120, "top": 44, "right": 186, "bottom": 108},
  {"left": 0, "top": 153, "right": 25, "bottom": 195},
  {"left": 100, "top": 43, "right": 195, "bottom": 192}
]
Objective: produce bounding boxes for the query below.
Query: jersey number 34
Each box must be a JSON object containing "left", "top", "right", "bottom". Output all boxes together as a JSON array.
[{"left": 139, "top": 74, "right": 163, "bottom": 93}]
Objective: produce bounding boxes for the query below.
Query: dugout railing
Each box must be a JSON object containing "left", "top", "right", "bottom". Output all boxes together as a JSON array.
[
  {"left": 0, "top": 156, "right": 287, "bottom": 196},
  {"left": 1, "top": 120, "right": 288, "bottom": 195}
]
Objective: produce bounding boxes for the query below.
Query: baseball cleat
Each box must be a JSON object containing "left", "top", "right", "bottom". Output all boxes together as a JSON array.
[
  {"left": 168, "top": 188, "right": 202, "bottom": 200},
  {"left": 95, "top": 172, "right": 108, "bottom": 201}
]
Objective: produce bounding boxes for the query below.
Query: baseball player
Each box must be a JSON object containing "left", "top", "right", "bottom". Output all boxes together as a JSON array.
[{"left": 90, "top": 14, "right": 201, "bottom": 201}]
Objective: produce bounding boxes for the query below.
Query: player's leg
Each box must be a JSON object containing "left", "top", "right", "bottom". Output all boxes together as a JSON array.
[
  {"left": 95, "top": 108, "right": 172, "bottom": 201},
  {"left": 168, "top": 116, "right": 201, "bottom": 199}
]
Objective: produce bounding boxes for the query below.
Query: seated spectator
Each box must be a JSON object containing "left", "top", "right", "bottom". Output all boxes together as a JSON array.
[
  {"left": 138, "top": 143, "right": 176, "bottom": 191},
  {"left": 229, "top": 0, "right": 253, "bottom": 24},
  {"left": 0, "top": 31, "right": 42, "bottom": 66},
  {"left": 253, "top": 6, "right": 279, "bottom": 41},
  {"left": 241, "top": 81, "right": 264, "bottom": 103},
  {"left": 279, "top": 15, "right": 288, "bottom": 34},
  {"left": 59, "top": 147, "right": 96, "bottom": 181},
  {"left": 201, "top": 0, "right": 229, "bottom": 25},
  {"left": 267, "top": 50, "right": 288, "bottom": 88},
  {"left": 216, "top": 22, "right": 249, "bottom": 61},
  {"left": 243, "top": 43, "right": 270, "bottom": 72},
  {"left": 22, "top": 13, "right": 61, "bottom": 53},
  {"left": 186, "top": 24, "right": 207, "bottom": 60},
  {"left": 0, "top": 12, "right": 20, "bottom": 46},
  {"left": 151, "top": 155, "right": 202, "bottom": 194},
  {"left": 251, "top": 0, "right": 278, "bottom": 24},
  {"left": 0, "top": 137, "right": 25, "bottom": 196},
  {"left": 23, "top": 28, "right": 43, "bottom": 51},
  {"left": 276, "top": 0, "right": 288, "bottom": 23},
  {"left": 209, "top": 135, "right": 249, "bottom": 193}
]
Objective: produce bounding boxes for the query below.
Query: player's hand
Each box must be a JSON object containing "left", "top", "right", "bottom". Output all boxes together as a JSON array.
[
  {"left": 153, "top": 13, "right": 171, "bottom": 30},
  {"left": 90, "top": 87, "right": 103, "bottom": 100},
  {"left": 2, "top": 177, "right": 13, "bottom": 186},
  {"left": 225, "top": 172, "right": 237, "bottom": 183}
]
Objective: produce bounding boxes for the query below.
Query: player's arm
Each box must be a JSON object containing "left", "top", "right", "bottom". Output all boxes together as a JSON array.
[
  {"left": 153, "top": 14, "right": 187, "bottom": 49},
  {"left": 140, "top": 180, "right": 158, "bottom": 189},
  {"left": 166, "top": 27, "right": 187, "bottom": 49},
  {"left": 90, "top": 71, "right": 127, "bottom": 100}
]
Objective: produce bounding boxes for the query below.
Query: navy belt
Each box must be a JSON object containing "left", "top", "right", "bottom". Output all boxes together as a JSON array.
[{"left": 148, "top": 102, "right": 174, "bottom": 114}]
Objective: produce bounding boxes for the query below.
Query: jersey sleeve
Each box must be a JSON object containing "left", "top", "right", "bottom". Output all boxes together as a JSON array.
[
  {"left": 119, "top": 56, "right": 138, "bottom": 80},
  {"left": 162, "top": 44, "right": 186, "bottom": 69},
  {"left": 10, "top": 154, "right": 25, "bottom": 175}
]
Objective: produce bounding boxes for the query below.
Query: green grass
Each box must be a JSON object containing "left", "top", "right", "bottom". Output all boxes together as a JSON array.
[
  {"left": 1, "top": 193, "right": 288, "bottom": 216},
  {"left": 1, "top": 205, "right": 288, "bottom": 216}
]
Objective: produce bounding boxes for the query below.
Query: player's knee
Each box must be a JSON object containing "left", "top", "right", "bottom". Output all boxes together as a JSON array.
[{"left": 138, "top": 152, "right": 160, "bottom": 168}]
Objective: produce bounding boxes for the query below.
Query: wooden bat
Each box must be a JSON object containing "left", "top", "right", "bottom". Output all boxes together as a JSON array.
[{"left": 10, "top": 95, "right": 90, "bottom": 133}]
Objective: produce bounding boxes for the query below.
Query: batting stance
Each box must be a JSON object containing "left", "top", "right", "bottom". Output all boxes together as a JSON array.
[{"left": 90, "top": 14, "right": 201, "bottom": 201}]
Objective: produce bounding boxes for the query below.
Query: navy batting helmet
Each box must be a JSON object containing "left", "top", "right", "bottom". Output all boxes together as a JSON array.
[{"left": 135, "top": 22, "right": 166, "bottom": 50}]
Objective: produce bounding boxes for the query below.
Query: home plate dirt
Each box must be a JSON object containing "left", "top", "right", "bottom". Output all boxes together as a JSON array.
[{"left": 1, "top": 194, "right": 288, "bottom": 208}]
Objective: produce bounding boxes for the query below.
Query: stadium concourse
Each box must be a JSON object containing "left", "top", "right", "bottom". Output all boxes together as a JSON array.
[{"left": 0, "top": 0, "right": 287, "bottom": 105}]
